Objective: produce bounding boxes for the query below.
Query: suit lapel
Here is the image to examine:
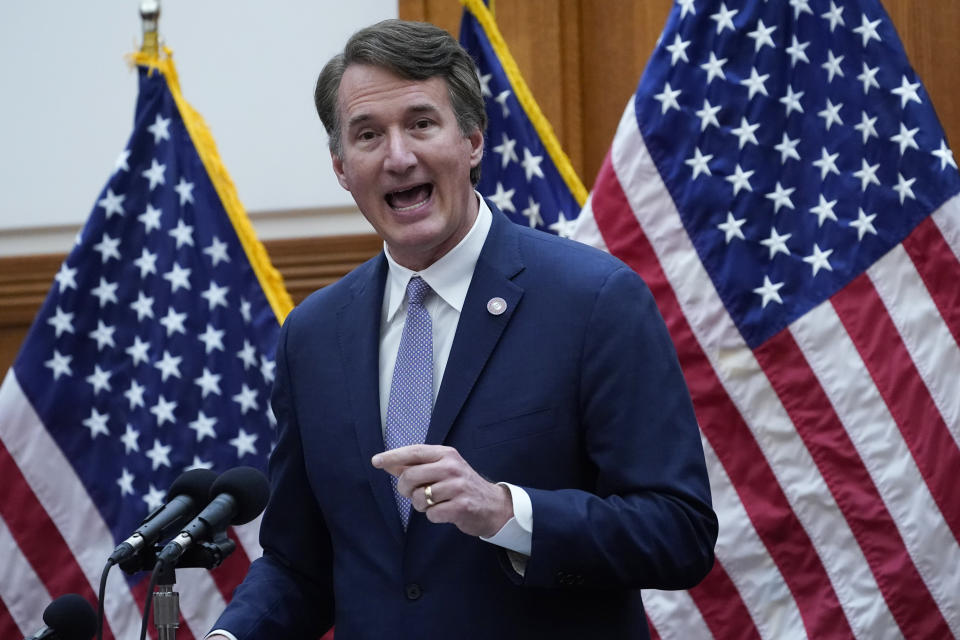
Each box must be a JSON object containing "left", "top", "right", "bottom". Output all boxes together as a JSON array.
[
  {"left": 338, "top": 256, "right": 405, "bottom": 542},
  {"left": 427, "top": 208, "right": 525, "bottom": 447}
]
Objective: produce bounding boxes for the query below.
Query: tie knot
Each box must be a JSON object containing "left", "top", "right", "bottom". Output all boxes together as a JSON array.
[{"left": 406, "top": 276, "right": 431, "bottom": 306}]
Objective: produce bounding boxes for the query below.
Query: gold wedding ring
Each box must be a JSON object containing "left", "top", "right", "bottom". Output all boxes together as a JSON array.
[{"left": 424, "top": 484, "right": 435, "bottom": 507}]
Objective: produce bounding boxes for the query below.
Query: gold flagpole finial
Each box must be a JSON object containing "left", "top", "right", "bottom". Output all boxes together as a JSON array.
[{"left": 139, "top": 0, "right": 161, "bottom": 56}]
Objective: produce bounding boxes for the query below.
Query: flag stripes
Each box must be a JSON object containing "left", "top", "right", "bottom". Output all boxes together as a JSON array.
[{"left": 576, "top": 94, "right": 960, "bottom": 636}]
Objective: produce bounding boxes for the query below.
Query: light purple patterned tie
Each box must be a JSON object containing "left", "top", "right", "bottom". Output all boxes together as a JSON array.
[{"left": 384, "top": 276, "right": 433, "bottom": 527}]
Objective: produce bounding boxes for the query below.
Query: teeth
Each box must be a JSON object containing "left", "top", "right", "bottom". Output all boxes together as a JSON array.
[{"left": 392, "top": 196, "right": 429, "bottom": 212}]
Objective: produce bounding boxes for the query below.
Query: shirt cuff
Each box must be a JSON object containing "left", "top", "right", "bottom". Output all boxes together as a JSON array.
[
  {"left": 205, "top": 631, "right": 238, "bottom": 640},
  {"left": 480, "top": 482, "right": 532, "bottom": 556}
]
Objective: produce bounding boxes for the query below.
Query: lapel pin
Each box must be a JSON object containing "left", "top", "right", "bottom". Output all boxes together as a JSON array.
[{"left": 487, "top": 297, "right": 507, "bottom": 316}]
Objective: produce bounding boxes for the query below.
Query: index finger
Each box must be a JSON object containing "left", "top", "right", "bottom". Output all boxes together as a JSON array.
[{"left": 372, "top": 444, "right": 445, "bottom": 476}]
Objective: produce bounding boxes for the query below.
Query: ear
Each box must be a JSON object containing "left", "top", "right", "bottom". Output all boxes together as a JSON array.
[
  {"left": 467, "top": 128, "right": 484, "bottom": 169},
  {"left": 331, "top": 151, "right": 350, "bottom": 191}
]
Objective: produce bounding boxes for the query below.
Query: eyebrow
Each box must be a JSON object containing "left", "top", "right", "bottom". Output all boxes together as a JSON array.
[{"left": 345, "top": 103, "right": 442, "bottom": 130}]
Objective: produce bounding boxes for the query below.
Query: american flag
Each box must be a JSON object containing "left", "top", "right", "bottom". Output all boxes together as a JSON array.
[
  {"left": 0, "top": 50, "right": 292, "bottom": 639},
  {"left": 573, "top": 0, "right": 960, "bottom": 637},
  {"left": 458, "top": 0, "right": 588, "bottom": 238}
]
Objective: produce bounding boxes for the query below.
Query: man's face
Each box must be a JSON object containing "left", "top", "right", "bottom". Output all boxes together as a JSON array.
[{"left": 332, "top": 63, "right": 484, "bottom": 271}]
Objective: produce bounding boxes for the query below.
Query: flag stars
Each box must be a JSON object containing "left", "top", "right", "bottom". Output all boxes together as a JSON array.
[
  {"left": 731, "top": 117, "right": 760, "bottom": 149},
  {"left": 147, "top": 114, "right": 172, "bottom": 143},
  {"left": 488, "top": 182, "right": 516, "bottom": 213},
  {"left": 774, "top": 133, "right": 801, "bottom": 163},
  {"left": 494, "top": 90, "right": 511, "bottom": 118},
  {"left": 143, "top": 485, "right": 166, "bottom": 512},
  {"left": 854, "top": 111, "right": 879, "bottom": 144},
  {"left": 145, "top": 439, "right": 172, "bottom": 470},
  {"left": 853, "top": 14, "right": 883, "bottom": 48},
  {"left": 126, "top": 336, "right": 151, "bottom": 366},
  {"left": 44, "top": 350, "right": 73, "bottom": 380},
  {"left": 821, "top": 1, "right": 845, "bottom": 32},
  {"left": 186, "top": 456, "right": 214, "bottom": 471},
  {"left": 115, "top": 149, "right": 131, "bottom": 173},
  {"left": 857, "top": 63, "right": 880, "bottom": 95},
  {"left": 761, "top": 227, "right": 792, "bottom": 259},
  {"left": 785, "top": 36, "right": 810, "bottom": 67},
  {"left": 477, "top": 72, "right": 492, "bottom": 98},
  {"left": 520, "top": 148, "right": 545, "bottom": 182},
  {"left": 189, "top": 411, "right": 218, "bottom": 442},
  {"left": 666, "top": 33, "right": 691, "bottom": 65},
  {"left": 237, "top": 340, "right": 258, "bottom": 370},
  {"left": 124, "top": 379, "right": 146, "bottom": 410},
  {"left": 159, "top": 307, "right": 188, "bottom": 337},
  {"left": 932, "top": 139, "right": 957, "bottom": 170},
  {"left": 168, "top": 219, "right": 195, "bottom": 248},
  {"left": 710, "top": 2, "right": 738, "bottom": 34},
  {"left": 89, "top": 320, "right": 116, "bottom": 351},
  {"left": 678, "top": 0, "right": 696, "bottom": 18},
  {"left": 260, "top": 355, "right": 276, "bottom": 384},
  {"left": 91, "top": 277, "right": 119, "bottom": 307},
  {"left": 133, "top": 248, "right": 158, "bottom": 278},
  {"left": 86, "top": 365, "right": 112, "bottom": 394},
  {"left": 163, "top": 262, "right": 192, "bottom": 292},
  {"left": 766, "top": 182, "right": 796, "bottom": 213},
  {"left": 779, "top": 85, "right": 804, "bottom": 117},
  {"left": 893, "top": 172, "right": 917, "bottom": 204},
  {"left": 98, "top": 189, "right": 126, "bottom": 218},
  {"left": 890, "top": 123, "right": 920, "bottom": 156},
  {"left": 717, "top": 212, "right": 747, "bottom": 244},
  {"left": 54, "top": 264, "right": 78, "bottom": 293},
  {"left": 891, "top": 75, "right": 922, "bottom": 109},
  {"left": 82, "top": 408, "right": 110, "bottom": 439},
  {"left": 117, "top": 469, "right": 135, "bottom": 496},
  {"left": 201, "top": 282, "right": 230, "bottom": 310},
  {"left": 725, "top": 164, "right": 755, "bottom": 196},
  {"left": 149, "top": 394, "right": 177, "bottom": 426},
  {"left": 138, "top": 204, "right": 163, "bottom": 232},
  {"left": 747, "top": 19, "right": 776, "bottom": 52},
  {"left": 810, "top": 194, "right": 839, "bottom": 227},
  {"left": 47, "top": 306, "right": 75, "bottom": 337},
  {"left": 203, "top": 237, "right": 231, "bottom": 266},
  {"left": 818, "top": 99, "right": 844, "bottom": 131},
  {"left": 853, "top": 159, "right": 881, "bottom": 191},
  {"left": 549, "top": 211, "right": 578, "bottom": 238},
  {"left": 700, "top": 53, "right": 727, "bottom": 84},
  {"left": 521, "top": 197, "right": 544, "bottom": 228},
  {"left": 812, "top": 147, "right": 840, "bottom": 180},
  {"left": 654, "top": 82, "right": 682, "bottom": 114},
  {"left": 229, "top": 429, "right": 259, "bottom": 458},
  {"left": 120, "top": 425, "right": 141, "bottom": 454},
  {"left": 741, "top": 68, "right": 770, "bottom": 100},
  {"left": 232, "top": 384, "right": 260, "bottom": 415},
  {"left": 492, "top": 133, "right": 518, "bottom": 169},
  {"left": 821, "top": 50, "right": 845, "bottom": 83},
  {"left": 198, "top": 323, "right": 225, "bottom": 354},
  {"left": 695, "top": 99, "right": 721, "bottom": 132},
  {"left": 803, "top": 244, "right": 834, "bottom": 276},
  {"left": 141, "top": 159, "right": 166, "bottom": 190},
  {"left": 174, "top": 178, "right": 195, "bottom": 206},
  {"left": 789, "top": 0, "right": 813, "bottom": 19},
  {"left": 154, "top": 350, "right": 182, "bottom": 381},
  {"left": 130, "top": 291, "right": 155, "bottom": 321},
  {"left": 753, "top": 276, "right": 785, "bottom": 308},
  {"left": 194, "top": 367, "right": 222, "bottom": 398},
  {"left": 685, "top": 147, "right": 713, "bottom": 179},
  {"left": 850, "top": 209, "right": 879, "bottom": 240},
  {"left": 240, "top": 299, "right": 252, "bottom": 323}
]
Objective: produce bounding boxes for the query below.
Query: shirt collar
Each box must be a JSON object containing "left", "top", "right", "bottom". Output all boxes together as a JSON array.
[{"left": 384, "top": 193, "right": 493, "bottom": 322}]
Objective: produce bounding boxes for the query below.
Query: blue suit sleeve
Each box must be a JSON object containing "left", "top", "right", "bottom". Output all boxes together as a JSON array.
[{"left": 521, "top": 266, "right": 718, "bottom": 590}]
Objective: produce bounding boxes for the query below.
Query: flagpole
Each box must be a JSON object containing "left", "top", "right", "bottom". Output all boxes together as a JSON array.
[{"left": 139, "top": 0, "right": 161, "bottom": 56}]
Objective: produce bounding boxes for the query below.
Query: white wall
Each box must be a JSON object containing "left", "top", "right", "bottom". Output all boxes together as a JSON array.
[{"left": 0, "top": 1, "right": 397, "bottom": 256}]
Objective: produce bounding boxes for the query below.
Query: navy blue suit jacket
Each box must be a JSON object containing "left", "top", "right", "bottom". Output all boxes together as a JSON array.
[{"left": 214, "top": 206, "right": 717, "bottom": 639}]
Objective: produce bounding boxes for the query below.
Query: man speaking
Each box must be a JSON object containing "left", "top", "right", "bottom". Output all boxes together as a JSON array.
[{"left": 209, "top": 18, "right": 717, "bottom": 639}]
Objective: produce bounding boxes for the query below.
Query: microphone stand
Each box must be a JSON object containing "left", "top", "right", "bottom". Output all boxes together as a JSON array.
[{"left": 152, "top": 562, "right": 180, "bottom": 640}]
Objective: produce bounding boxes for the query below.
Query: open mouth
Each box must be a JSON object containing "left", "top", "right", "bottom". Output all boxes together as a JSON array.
[{"left": 386, "top": 184, "right": 433, "bottom": 212}]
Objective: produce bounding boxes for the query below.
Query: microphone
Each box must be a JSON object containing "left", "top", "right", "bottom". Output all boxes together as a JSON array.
[
  {"left": 157, "top": 466, "right": 269, "bottom": 566},
  {"left": 108, "top": 468, "right": 217, "bottom": 565},
  {"left": 24, "top": 594, "right": 96, "bottom": 640}
]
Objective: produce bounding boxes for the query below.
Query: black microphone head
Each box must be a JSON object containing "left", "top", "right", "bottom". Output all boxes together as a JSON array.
[
  {"left": 42, "top": 594, "right": 97, "bottom": 640},
  {"left": 166, "top": 468, "right": 218, "bottom": 503},
  {"left": 210, "top": 466, "right": 270, "bottom": 525}
]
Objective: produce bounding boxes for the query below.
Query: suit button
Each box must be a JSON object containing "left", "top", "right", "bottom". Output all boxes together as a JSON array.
[{"left": 405, "top": 583, "right": 422, "bottom": 600}]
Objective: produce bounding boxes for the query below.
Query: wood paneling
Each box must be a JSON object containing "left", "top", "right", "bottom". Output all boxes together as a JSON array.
[{"left": 401, "top": 0, "right": 960, "bottom": 191}]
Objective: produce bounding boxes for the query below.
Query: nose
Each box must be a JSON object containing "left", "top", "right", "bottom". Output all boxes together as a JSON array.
[{"left": 383, "top": 132, "right": 416, "bottom": 174}]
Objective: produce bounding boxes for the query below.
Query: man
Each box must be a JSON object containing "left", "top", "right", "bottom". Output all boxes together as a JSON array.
[{"left": 210, "top": 19, "right": 717, "bottom": 639}]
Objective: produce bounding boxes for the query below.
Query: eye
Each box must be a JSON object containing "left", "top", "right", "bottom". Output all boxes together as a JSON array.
[
  {"left": 413, "top": 119, "right": 433, "bottom": 130},
  {"left": 358, "top": 130, "right": 377, "bottom": 141}
]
